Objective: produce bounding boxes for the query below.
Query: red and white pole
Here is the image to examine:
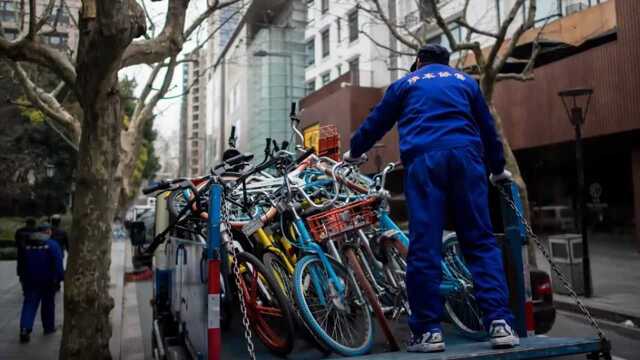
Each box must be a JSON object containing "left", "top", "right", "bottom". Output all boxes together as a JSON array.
[{"left": 207, "top": 259, "right": 221, "bottom": 360}]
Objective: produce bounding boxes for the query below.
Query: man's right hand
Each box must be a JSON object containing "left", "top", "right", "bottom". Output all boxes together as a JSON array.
[
  {"left": 490, "top": 169, "right": 513, "bottom": 185},
  {"left": 343, "top": 150, "right": 368, "bottom": 164}
]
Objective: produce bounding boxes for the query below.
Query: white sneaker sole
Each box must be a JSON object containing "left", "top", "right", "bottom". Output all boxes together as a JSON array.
[
  {"left": 407, "top": 342, "right": 446, "bottom": 353},
  {"left": 490, "top": 335, "right": 520, "bottom": 348}
]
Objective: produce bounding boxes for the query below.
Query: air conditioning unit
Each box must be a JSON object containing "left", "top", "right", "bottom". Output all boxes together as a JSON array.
[{"left": 565, "top": 2, "right": 587, "bottom": 16}]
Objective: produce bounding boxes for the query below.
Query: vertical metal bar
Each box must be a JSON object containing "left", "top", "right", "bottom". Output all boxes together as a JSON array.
[
  {"left": 207, "top": 184, "right": 223, "bottom": 360},
  {"left": 575, "top": 123, "right": 593, "bottom": 297},
  {"left": 498, "top": 181, "right": 531, "bottom": 337}
]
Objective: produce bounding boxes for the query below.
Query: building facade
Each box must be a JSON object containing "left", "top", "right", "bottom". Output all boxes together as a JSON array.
[
  {"left": 303, "top": 0, "right": 392, "bottom": 92},
  {"left": 180, "top": 49, "right": 208, "bottom": 178},
  {"left": 1, "top": 0, "right": 82, "bottom": 53},
  {"left": 207, "top": 0, "right": 306, "bottom": 160}
]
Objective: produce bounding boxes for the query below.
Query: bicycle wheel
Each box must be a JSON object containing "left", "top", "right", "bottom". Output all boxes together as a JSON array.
[
  {"left": 379, "top": 237, "right": 410, "bottom": 318},
  {"left": 293, "top": 255, "right": 373, "bottom": 357},
  {"left": 235, "top": 251, "right": 296, "bottom": 356},
  {"left": 167, "top": 188, "right": 191, "bottom": 219},
  {"left": 343, "top": 247, "right": 399, "bottom": 351},
  {"left": 441, "top": 235, "right": 486, "bottom": 339}
]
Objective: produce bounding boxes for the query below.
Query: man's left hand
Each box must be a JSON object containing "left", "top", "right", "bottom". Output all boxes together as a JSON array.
[
  {"left": 343, "top": 151, "right": 368, "bottom": 164},
  {"left": 490, "top": 169, "right": 513, "bottom": 185}
]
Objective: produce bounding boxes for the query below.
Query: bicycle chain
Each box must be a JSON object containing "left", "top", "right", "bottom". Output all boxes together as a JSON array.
[
  {"left": 221, "top": 202, "right": 257, "bottom": 360},
  {"left": 496, "top": 185, "right": 606, "bottom": 340}
]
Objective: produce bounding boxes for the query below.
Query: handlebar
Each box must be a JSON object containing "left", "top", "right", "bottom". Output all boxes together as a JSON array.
[{"left": 142, "top": 181, "right": 172, "bottom": 195}]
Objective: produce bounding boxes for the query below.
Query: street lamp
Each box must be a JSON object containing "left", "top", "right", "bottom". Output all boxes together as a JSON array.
[
  {"left": 558, "top": 87, "right": 594, "bottom": 298},
  {"left": 253, "top": 50, "right": 295, "bottom": 139},
  {"left": 45, "top": 163, "right": 56, "bottom": 178}
]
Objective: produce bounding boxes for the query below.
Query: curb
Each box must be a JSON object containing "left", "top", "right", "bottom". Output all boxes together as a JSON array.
[
  {"left": 557, "top": 310, "right": 640, "bottom": 340},
  {"left": 554, "top": 299, "right": 640, "bottom": 328}
]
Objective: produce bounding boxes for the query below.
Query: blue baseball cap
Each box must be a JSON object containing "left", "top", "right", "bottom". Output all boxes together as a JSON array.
[{"left": 410, "top": 44, "right": 451, "bottom": 72}]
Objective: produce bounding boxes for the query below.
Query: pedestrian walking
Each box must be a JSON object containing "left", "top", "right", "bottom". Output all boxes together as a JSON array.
[
  {"left": 18, "top": 223, "right": 64, "bottom": 343},
  {"left": 50, "top": 214, "right": 69, "bottom": 253},
  {"left": 345, "top": 44, "right": 517, "bottom": 353},
  {"left": 15, "top": 218, "right": 37, "bottom": 292}
]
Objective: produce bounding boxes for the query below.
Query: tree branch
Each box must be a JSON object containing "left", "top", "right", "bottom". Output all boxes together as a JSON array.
[
  {"left": 121, "top": 0, "right": 242, "bottom": 68},
  {"left": 493, "top": 0, "right": 537, "bottom": 73},
  {"left": 3, "top": 59, "right": 80, "bottom": 144},
  {"left": 358, "top": 0, "right": 420, "bottom": 51}
]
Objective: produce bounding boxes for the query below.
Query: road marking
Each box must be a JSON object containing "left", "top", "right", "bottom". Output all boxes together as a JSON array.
[{"left": 612, "top": 356, "right": 627, "bottom": 360}]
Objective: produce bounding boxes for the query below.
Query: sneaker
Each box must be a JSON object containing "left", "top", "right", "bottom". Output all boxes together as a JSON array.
[
  {"left": 19, "top": 329, "right": 30, "bottom": 344},
  {"left": 406, "top": 330, "right": 445, "bottom": 353},
  {"left": 489, "top": 320, "right": 519, "bottom": 348}
]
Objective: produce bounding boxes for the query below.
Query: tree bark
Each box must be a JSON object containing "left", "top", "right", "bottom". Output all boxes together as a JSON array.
[
  {"left": 60, "top": 1, "right": 145, "bottom": 359},
  {"left": 481, "top": 75, "right": 538, "bottom": 267}
]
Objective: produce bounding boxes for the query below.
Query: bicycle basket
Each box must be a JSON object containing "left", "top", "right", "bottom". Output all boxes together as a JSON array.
[{"left": 306, "top": 198, "right": 378, "bottom": 242}]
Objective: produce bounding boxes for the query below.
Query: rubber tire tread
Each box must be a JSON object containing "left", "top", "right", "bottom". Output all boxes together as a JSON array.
[{"left": 236, "top": 251, "right": 296, "bottom": 356}]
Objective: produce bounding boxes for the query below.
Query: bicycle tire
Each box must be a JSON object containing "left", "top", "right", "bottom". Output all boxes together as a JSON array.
[
  {"left": 263, "top": 251, "right": 331, "bottom": 354},
  {"left": 293, "top": 255, "right": 374, "bottom": 357},
  {"left": 236, "top": 251, "right": 296, "bottom": 356},
  {"left": 343, "top": 247, "right": 400, "bottom": 351},
  {"left": 167, "top": 188, "right": 190, "bottom": 220}
]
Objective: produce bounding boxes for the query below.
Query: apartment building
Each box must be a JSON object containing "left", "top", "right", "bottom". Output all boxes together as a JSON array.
[
  {"left": 304, "top": 0, "right": 391, "bottom": 93},
  {"left": 180, "top": 49, "right": 208, "bottom": 178},
  {"left": 0, "top": 0, "right": 81, "bottom": 53}
]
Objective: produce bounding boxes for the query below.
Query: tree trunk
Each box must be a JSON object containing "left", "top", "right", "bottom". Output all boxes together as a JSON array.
[
  {"left": 60, "top": 2, "right": 145, "bottom": 358},
  {"left": 116, "top": 128, "right": 143, "bottom": 215}
]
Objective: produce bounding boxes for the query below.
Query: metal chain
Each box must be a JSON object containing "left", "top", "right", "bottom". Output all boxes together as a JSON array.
[
  {"left": 496, "top": 185, "right": 606, "bottom": 339},
  {"left": 221, "top": 202, "right": 257, "bottom": 360}
]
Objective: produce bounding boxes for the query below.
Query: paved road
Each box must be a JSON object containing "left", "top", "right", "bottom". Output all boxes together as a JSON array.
[{"left": 549, "top": 311, "right": 640, "bottom": 360}]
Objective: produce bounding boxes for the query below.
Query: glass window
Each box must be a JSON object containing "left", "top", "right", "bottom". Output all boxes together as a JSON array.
[
  {"left": 348, "top": 57, "right": 359, "bottom": 86},
  {"left": 337, "top": 63, "right": 342, "bottom": 76},
  {"left": 321, "top": 72, "right": 331, "bottom": 85},
  {"left": 321, "top": 29, "right": 330, "bottom": 58},
  {"left": 193, "top": 123, "right": 199, "bottom": 130},
  {"left": 426, "top": 24, "right": 464, "bottom": 52},
  {"left": 348, "top": 9, "right": 359, "bottom": 42},
  {"left": 336, "top": 19, "right": 341, "bottom": 43},
  {"left": 321, "top": 0, "right": 329, "bottom": 14},
  {"left": 305, "top": 80, "right": 316, "bottom": 95},
  {"left": 307, "top": 0, "right": 315, "bottom": 22},
  {"left": 305, "top": 38, "right": 315, "bottom": 67}
]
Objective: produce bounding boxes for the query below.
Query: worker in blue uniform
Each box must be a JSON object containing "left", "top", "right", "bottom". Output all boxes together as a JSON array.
[
  {"left": 345, "top": 44, "right": 518, "bottom": 353},
  {"left": 18, "top": 223, "right": 64, "bottom": 343}
]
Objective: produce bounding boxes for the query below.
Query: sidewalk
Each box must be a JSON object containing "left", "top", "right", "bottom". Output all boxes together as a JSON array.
[
  {"left": 0, "top": 239, "right": 127, "bottom": 360},
  {"left": 534, "top": 232, "right": 640, "bottom": 325}
]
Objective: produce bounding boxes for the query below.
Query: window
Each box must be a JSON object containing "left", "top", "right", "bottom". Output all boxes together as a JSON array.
[
  {"left": 321, "top": 0, "right": 328, "bottom": 14},
  {"left": 336, "top": 19, "right": 342, "bottom": 43},
  {"left": 191, "top": 140, "right": 198, "bottom": 147},
  {"left": 192, "top": 150, "right": 199, "bottom": 158},
  {"left": 192, "top": 131, "right": 199, "bottom": 139},
  {"left": 321, "top": 29, "right": 330, "bottom": 58},
  {"left": 3, "top": 28, "right": 18, "bottom": 40},
  {"left": 348, "top": 57, "right": 360, "bottom": 86},
  {"left": 307, "top": 0, "right": 315, "bottom": 22},
  {"left": 305, "top": 80, "right": 316, "bottom": 95},
  {"left": 191, "top": 167, "right": 198, "bottom": 175},
  {"left": 348, "top": 9, "right": 359, "bottom": 42},
  {"left": 321, "top": 72, "right": 331, "bottom": 86},
  {"left": 305, "top": 38, "right": 315, "bottom": 67},
  {"left": 193, "top": 114, "right": 199, "bottom": 121},
  {"left": 48, "top": 7, "right": 70, "bottom": 26},
  {"left": 337, "top": 64, "right": 342, "bottom": 76},
  {"left": 193, "top": 105, "right": 199, "bottom": 113},
  {"left": 43, "top": 33, "right": 69, "bottom": 47},
  {"left": 1, "top": 1, "right": 16, "bottom": 22},
  {"left": 427, "top": 24, "right": 464, "bottom": 52},
  {"left": 193, "top": 123, "right": 199, "bottom": 130}
]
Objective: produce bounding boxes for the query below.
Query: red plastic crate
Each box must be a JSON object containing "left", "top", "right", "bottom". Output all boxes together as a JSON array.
[
  {"left": 306, "top": 199, "right": 378, "bottom": 242},
  {"left": 318, "top": 125, "right": 340, "bottom": 154}
]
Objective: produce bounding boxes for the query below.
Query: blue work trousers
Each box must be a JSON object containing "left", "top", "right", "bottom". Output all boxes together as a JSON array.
[
  {"left": 404, "top": 146, "right": 514, "bottom": 335},
  {"left": 20, "top": 285, "right": 56, "bottom": 332}
]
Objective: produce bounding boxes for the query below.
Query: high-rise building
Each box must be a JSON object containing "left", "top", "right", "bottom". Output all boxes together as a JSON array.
[
  {"left": 179, "top": 48, "right": 208, "bottom": 177},
  {"left": 207, "top": 0, "right": 306, "bottom": 159}
]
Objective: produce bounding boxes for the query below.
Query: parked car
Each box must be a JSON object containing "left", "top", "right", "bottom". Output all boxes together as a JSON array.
[{"left": 531, "top": 269, "right": 556, "bottom": 334}]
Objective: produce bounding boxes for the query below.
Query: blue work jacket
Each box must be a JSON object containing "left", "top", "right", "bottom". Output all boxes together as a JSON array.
[
  {"left": 19, "top": 237, "right": 64, "bottom": 287},
  {"left": 350, "top": 64, "right": 505, "bottom": 174}
]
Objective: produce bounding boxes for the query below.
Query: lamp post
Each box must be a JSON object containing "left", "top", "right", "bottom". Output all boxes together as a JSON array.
[
  {"left": 45, "top": 163, "right": 55, "bottom": 178},
  {"left": 558, "top": 87, "right": 594, "bottom": 298},
  {"left": 253, "top": 50, "right": 294, "bottom": 138}
]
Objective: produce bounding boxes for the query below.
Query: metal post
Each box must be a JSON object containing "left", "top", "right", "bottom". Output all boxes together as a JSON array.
[
  {"left": 207, "top": 184, "right": 223, "bottom": 360},
  {"left": 499, "top": 181, "right": 534, "bottom": 337},
  {"left": 574, "top": 119, "right": 593, "bottom": 297}
]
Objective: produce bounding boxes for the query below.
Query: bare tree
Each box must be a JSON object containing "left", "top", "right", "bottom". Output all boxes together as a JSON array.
[
  {"left": 0, "top": 0, "right": 239, "bottom": 358},
  {"left": 360, "top": 0, "right": 540, "bottom": 265}
]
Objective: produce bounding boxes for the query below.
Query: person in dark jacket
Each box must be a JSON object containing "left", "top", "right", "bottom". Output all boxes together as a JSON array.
[
  {"left": 345, "top": 44, "right": 517, "bottom": 353},
  {"left": 50, "top": 214, "right": 69, "bottom": 253},
  {"left": 18, "top": 223, "right": 64, "bottom": 343},
  {"left": 15, "top": 218, "right": 37, "bottom": 290}
]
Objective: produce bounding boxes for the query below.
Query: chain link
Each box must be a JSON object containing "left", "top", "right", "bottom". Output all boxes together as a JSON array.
[
  {"left": 496, "top": 185, "right": 606, "bottom": 340},
  {"left": 221, "top": 202, "right": 257, "bottom": 360}
]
